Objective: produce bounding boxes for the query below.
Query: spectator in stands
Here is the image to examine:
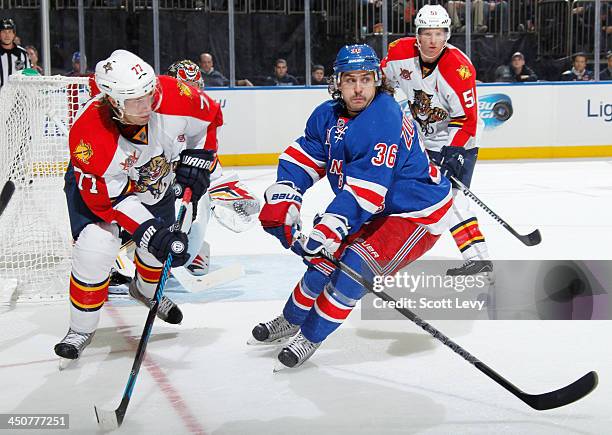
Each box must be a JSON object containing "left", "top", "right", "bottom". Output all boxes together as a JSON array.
[
  {"left": 511, "top": 0, "right": 535, "bottom": 32},
  {"left": 484, "top": 0, "right": 509, "bottom": 33},
  {"left": 65, "top": 51, "right": 89, "bottom": 76},
  {"left": 508, "top": 52, "right": 537, "bottom": 82},
  {"left": 560, "top": 52, "right": 593, "bottom": 81},
  {"left": 199, "top": 52, "right": 228, "bottom": 87},
  {"left": 25, "top": 45, "right": 43, "bottom": 74},
  {"left": 601, "top": 52, "right": 612, "bottom": 81},
  {"left": 310, "top": 64, "right": 327, "bottom": 85},
  {"left": 264, "top": 58, "right": 299, "bottom": 86},
  {"left": 198, "top": 52, "right": 252, "bottom": 87},
  {"left": 447, "top": 0, "right": 488, "bottom": 33},
  {"left": 0, "top": 18, "right": 30, "bottom": 89}
]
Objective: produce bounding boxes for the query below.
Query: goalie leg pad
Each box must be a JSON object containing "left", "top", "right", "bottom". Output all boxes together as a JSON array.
[
  {"left": 70, "top": 222, "right": 121, "bottom": 333},
  {"left": 184, "top": 193, "right": 211, "bottom": 267}
]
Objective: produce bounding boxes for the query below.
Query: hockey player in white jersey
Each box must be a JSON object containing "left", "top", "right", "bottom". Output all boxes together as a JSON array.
[
  {"left": 109, "top": 60, "right": 260, "bottom": 285},
  {"left": 381, "top": 5, "right": 492, "bottom": 277},
  {"left": 54, "top": 50, "right": 218, "bottom": 362}
]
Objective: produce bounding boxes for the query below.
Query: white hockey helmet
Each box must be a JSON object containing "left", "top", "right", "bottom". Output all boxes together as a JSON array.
[
  {"left": 415, "top": 4, "right": 451, "bottom": 36},
  {"left": 94, "top": 49, "right": 160, "bottom": 112}
]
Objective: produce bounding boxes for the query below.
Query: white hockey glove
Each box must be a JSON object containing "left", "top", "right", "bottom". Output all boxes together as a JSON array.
[{"left": 209, "top": 172, "right": 261, "bottom": 233}]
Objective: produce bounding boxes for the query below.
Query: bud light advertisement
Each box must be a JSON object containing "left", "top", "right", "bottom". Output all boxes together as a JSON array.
[{"left": 479, "top": 93, "right": 513, "bottom": 129}]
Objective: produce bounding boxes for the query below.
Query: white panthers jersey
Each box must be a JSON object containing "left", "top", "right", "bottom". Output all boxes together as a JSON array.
[
  {"left": 69, "top": 75, "right": 222, "bottom": 235},
  {"left": 382, "top": 37, "right": 481, "bottom": 152}
]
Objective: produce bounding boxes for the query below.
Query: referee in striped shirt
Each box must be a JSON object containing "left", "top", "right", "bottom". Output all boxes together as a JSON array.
[{"left": 0, "top": 18, "right": 31, "bottom": 89}]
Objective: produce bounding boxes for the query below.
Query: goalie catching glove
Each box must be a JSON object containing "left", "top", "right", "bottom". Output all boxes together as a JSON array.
[
  {"left": 133, "top": 218, "right": 190, "bottom": 267},
  {"left": 259, "top": 182, "right": 302, "bottom": 248},
  {"left": 291, "top": 213, "right": 349, "bottom": 259},
  {"left": 174, "top": 148, "right": 216, "bottom": 203},
  {"left": 209, "top": 172, "right": 261, "bottom": 233}
]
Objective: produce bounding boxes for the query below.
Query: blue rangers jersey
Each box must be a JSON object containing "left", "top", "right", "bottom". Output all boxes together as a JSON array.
[{"left": 277, "top": 92, "right": 453, "bottom": 235}]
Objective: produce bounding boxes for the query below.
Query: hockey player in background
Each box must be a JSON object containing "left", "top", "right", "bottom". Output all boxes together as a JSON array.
[
  {"left": 251, "top": 44, "right": 453, "bottom": 370},
  {"left": 381, "top": 5, "right": 492, "bottom": 277},
  {"left": 54, "top": 50, "right": 218, "bottom": 362},
  {"left": 165, "top": 60, "right": 260, "bottom": 274}
]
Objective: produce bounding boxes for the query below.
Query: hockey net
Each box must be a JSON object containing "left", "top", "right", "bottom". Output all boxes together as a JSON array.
[{"left": 0, "top": 75, "right": 90, "bottom": 304}]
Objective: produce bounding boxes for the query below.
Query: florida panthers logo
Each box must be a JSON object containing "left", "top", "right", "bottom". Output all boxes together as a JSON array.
[
  {"left": 135, "top": 153, "right": 171, "bottom": 198},
  {"left": 410, "top": 89, "right": 448, "bottom": 136}
]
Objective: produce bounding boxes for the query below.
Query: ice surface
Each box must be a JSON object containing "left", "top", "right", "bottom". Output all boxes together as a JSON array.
[{"left": 1, "top": 159, "right": 611, "bottom": 434}]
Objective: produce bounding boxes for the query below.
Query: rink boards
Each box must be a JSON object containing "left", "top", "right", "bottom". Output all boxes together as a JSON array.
[{"left": 204, "top": 82, "right": 612, "bottom": 165}]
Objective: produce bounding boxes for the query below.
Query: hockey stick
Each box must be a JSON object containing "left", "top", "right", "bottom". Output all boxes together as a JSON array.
[
  {"left": 297, "top": 235, "right": 597, "bottom": 410},
  {"left": 95, "top": 188, "right": 193, "bottom": 430},
  {"left": 172, "top": 263, "right": 245, "bottom": 292},
  {"left": 449, "top": 175, "right": 542, "bottom": 246},
  {"left": 0, "top": 181, "right": 16, "bottom": 218}
]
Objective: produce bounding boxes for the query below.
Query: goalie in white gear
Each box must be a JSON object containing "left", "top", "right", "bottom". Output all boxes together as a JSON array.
[
  {"left": 110, "top": 59, "right": 260, "bottom": 282},
  {"left": 168, "top": 60, "right": 260, "bottom": 275},
  {"left": 55, "top": 50, "right": 218, "bottom": 362}
]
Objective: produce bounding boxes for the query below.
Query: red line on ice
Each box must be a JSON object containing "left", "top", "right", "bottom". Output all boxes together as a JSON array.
[{"left": 107, "top": 305, "right": 206, "bottom": 435}]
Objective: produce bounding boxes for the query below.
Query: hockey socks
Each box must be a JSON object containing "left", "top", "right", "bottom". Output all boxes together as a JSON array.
[
  {"left": 450, "top": 217, "right": 489, "bottom": 259},
  {"left": 282, "top": 270, "right": 328, "bottom": 326},
  {"left": 300, "top": 284, "right": 358, "bottom": 343}
]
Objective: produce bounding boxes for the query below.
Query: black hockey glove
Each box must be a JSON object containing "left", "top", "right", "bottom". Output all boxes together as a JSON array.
[
  {"left": 439, "top": 146, "right": 467, "bottom": 182},
  {"left": 174, "top": 148, "right": 215, "bottom": 203},
  {"left": 133, "top": 218, "right": 190, "bottom": 267}
]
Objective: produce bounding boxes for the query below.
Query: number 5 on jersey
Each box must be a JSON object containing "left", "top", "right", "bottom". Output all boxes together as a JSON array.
[{"left": 462, "top": 89, "right": 475, "bottom": 108}]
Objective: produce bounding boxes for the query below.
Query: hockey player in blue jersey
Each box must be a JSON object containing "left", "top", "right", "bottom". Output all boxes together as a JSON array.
[{"left": 251, "top": 44, "right": 454, "bottom": 370}]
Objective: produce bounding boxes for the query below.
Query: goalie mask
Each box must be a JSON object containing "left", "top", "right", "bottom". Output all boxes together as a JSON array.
[
  {"left": 95, "top": 49, "right": 162, "bottom": 123},
  {"left": 167, "top": 59, "right": 204, "bottom": 89}
]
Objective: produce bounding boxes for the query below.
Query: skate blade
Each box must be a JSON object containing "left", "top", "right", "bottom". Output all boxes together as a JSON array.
[
  {"left": 273, "top": 360, "right": 290, "bottom": 373},
  {"left": 247, "top": 335, "right": 293, "bottom": 346},
  {"left": 58, "top": 358, "right": 77, "bottom": 371}
]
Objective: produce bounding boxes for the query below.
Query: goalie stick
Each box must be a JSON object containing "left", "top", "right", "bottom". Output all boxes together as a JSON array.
[
  {"left": 0, "top": 181, "right": 15, "bottom": 218},
  {"left": 295, "top": 234, "right": 597, "bottom": 410},
  {"left": 172, "top": 263, "right": 245, "bottom": 292},
  {"left": 449, "top": 175, "right": 541, "bottom": 246},
  {"left": 95, "top": 188, "right": 193, "bottom": 430}
]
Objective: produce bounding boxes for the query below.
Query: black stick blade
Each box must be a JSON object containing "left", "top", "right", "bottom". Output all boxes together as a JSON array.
[
  {"left": 521, "top": 371, "right": 598, "bottom": 411},
  {"left": 518, "top": 229, "right": 542, "bottom": 247},
  {"left": 0, "top": 181, "right": 15, "bottom": 217}
]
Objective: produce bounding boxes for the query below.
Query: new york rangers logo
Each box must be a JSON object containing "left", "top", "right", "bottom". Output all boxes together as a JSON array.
[
  {"left": 333, "top": 117, "right": 349, "bottom": 143},
  {"left": 330, "top": 159, "right": 344, "bottom": 188}
]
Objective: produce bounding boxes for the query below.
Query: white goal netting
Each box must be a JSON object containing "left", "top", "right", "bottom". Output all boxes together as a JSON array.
[{"left": 0, "top": 75, "right": 90, "bottom": 304}]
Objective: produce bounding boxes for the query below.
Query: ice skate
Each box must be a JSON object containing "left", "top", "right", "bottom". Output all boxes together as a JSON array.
[
  {"left": 55, "top": 328, "right": 95, "bottom": 369},
  {"left": 248, "top": 314, "right": 299, "bottom": 345},
  {"left": 128, "top": 280, "right": 183, "bottom": 324},
  {"left": 109, "top": 269, "right": 132, "bottom": 286},
  {"left": 446, "top": 259, "right": 494, "bottom": 283},
  {"left": 274, "top": 332, "right": 321, "bottom": 372}
]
